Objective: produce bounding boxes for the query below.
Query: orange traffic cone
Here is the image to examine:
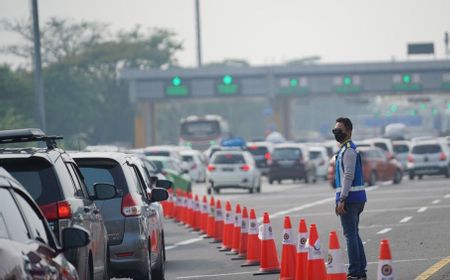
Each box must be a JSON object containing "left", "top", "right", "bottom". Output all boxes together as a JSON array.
[
  {"left": 182, "top": 192, "right": 189, "bottom": 225},
  {"left": 193, "top": 194, "right": 201, "bottom": 231},
  {"left": 214, "top": 199, "right": 224, "bottom": 242},
  {"left": 306, "top": 224, "right": 327, "bottom": 280},
  {"left": 206, "top": 197, "right": 216, "bottom": 238},
  {"left": 254, "top": 212, "right": 280, "bottom": 275},
  {"left": 280, "top": 216, "right": 296, "bottom": 280},
  {"left": 238, "top": 207, "right": 249, "bottom": 257},
  {"left": 326, "top": 231, "right": 346, "bottom": 280},
  {"left": 241, "top": 208, "right": 260, "bottom": 267},
  {"left": 231, "top": 204, "right": 242, "bottom": 254},
  {"left": 187, "top": 192, "right": 194, "bottom": 228},
  {"left": 220, "top": 201, "right": 233, "bottom": 251},
  {"left": 377, "top": 239, "right": 395, "bottom": 280},
  {"left": 200, "top": 195, "right": 209, "bottom": 234},
  {"left": 174, "top": 189, "right": 181, "bottom": 222},
  {"left": 295, "top": 219, "right": 308, "bottom": 280}
]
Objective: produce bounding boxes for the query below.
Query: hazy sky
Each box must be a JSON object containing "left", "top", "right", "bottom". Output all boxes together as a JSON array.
[{"left": 1, "top": 0, "right": 449, "bottom": 67}]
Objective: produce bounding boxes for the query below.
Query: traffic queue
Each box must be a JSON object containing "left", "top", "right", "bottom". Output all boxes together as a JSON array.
[{"left": 0, "top": 128, "right": 449, "bottom": 279}]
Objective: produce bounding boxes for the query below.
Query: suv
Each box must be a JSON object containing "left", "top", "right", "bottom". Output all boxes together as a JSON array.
[
  {"left": 407, "top": 140, "right": 450, "bottom": 179},
  {"left": 0, "top": 128, "right": 114, "bottom": 280},
  {"left": 0, "top": 167, "right": 90, "bottom": 279},
  {"left": 268, "top": 143, "right": 316, "bottom": 184},
  {"left": 71, "top": 152, "right": 168, "bottom": 280}
]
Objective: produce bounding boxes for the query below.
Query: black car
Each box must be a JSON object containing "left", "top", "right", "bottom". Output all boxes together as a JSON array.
[
  {"left": 0, "top": 128, "right": 115, "bottom": 280},
  {"left": 0, "top": 167, "right": 91, "bottom": 280},
  {"left": 268, "top": 143, "right": 316, "bottom": 184}
]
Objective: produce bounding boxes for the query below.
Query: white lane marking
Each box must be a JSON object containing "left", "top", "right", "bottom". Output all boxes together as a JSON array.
[
  {"left": 445, "top": 194, "right": 450, "bottom": 199},
  {"left": 432, "top": 199, "right": 441, "bottom": 204},
  {"left": 381, "top": 181, "right": 392, "bottom": 186},
  {"left": 377, "top": 228, "right": 392, "bottom": 234},
  {"left": 176, "top": 271, "right": 254, "bottom": 279},
  {"left": 266, "top": 185, "right": 379, "bottom": 221},
  {"left": 166, "top": 237, "right": 204, "bottom": 251},
  {"left": 417, "top": 207, "right": 428, "bottom": 213},
  {"left": 400, "top": 216, "right": 412, "bottom": 223}
]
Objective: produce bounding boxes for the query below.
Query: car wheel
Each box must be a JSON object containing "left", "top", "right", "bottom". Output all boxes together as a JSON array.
[
  {"left": 103, "top": 247, "right": 110, "bottom": 280},
  {"left": 214, "top": 187, "right": 220, "bottom": 194},
  {"left": 418, "top": 174, "right": 423, "bottom": 180},
  {"left": 151, "top": 242, "right": 165, "bottom": 280},
  {"left": 162, "top": 231, "right": 166, "bottom": 262},
  {"left": 445, "top": 165, "right": 450, "bottom": 178},
  {"left": 207, "top": 187, "right": 212, "bottom": 195},
  {"left": 409, "top": 172, "right": 415, "bottom": 180},
  {"left": 369, "top": 171, "right": 377, "bottom": 186},
  {"left": 304, "top": 173, "right": 309, "bottom": 184},
  {"left": 187, "top": 183, "right": 192, "bottom": 193},
  {"left": 135, "top": 247, "right": 151, "bottom": 280},
  {"left": 269, "top": 178, "right": 274, "bottom": 184},
  {"left": 277, "top": 179, "right": 282, "bottom": 184},
  {"left": 393, "top": 169, "right": 402, "bottom": 184},
  {"left": 257, "top": 180, "right": 261, "bottom": 193}
]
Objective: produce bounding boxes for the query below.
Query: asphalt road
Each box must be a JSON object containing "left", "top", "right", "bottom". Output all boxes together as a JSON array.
[{"left": 161, "top": 176, "right": 450, "bottom": 280}]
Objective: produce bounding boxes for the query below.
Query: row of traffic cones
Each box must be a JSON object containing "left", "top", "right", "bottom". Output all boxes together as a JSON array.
[{"left": 163, "top": 192, "right": 396, "bottom": 280}]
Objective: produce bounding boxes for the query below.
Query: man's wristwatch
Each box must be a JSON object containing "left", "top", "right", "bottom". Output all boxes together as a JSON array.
[{"left": 339, "top": 197, "right": 346, "bottom": 203}]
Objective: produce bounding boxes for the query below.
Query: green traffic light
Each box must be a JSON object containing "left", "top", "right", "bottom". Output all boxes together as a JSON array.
[
  {"left": 432, "top": 108, "right": 439, "bottom": 116},
  {"left": 172, "top": 76, "right": 182, "bottom": 86},
  {"left": 419, "top": 103, "right": 427, "bottom": 110},
  {"left": 223, "top": 75, "right": 233, "bottom": 85},
  {"left": 343, "top": 76, "right": 352, "bottom": 86},
  {"left": 402, "top": 74, "right": 411, "bottom": 84},
  {"left": 448, "top": 103, "right": 450, "bottom": 110},
  {"left": 390, "top": 104, "right": 398, "bottom": 113},
  {"left": 290, "top": 79, "right": 298, "bottom": 87},
  {"left": 409, "top": 109, "right": 416, "bottom": 116}
]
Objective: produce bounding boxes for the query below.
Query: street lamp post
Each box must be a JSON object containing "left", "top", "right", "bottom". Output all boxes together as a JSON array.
[{"left": 195, "top": 0, "right": 202, "bottom": 67}]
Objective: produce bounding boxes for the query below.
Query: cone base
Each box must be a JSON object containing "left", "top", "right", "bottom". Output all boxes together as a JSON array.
[
  {"left": 219, "top": 247, "right": 231, "bottom": 252},
  {"left": 280, "top": 277, "right": 295, "bottom": 280},
  {"left": 231, "top": 256, "right": 246, "bottom": 261},
  {"left": 253, "top": 268, "right": 280, "bottom": 276},
  {"left": 327, "top": 273, "right": 347, "bottom": 280},
  {"left": 209, "top": 240, "right": 221, "bottom": 244},
  {"left": 241, "top": 261, "right": 260, "bottom": 267}
]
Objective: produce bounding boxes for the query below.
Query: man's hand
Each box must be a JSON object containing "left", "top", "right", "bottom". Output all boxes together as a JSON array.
[{"left": 336, "top": 201, "right": 346, "bottom": 215}]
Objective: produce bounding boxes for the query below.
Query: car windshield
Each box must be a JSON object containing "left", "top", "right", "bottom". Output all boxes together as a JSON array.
[
  {"left": 393, "top": 144, "right": 409, "bottom": 153},
  {"left": 213, "top": 154, "right": 245, "bottom": 164},
  {"left": 145, "top": 151, "right": 170, "bottom": 157},
  {"left": 273, "top": 148, "right": 302, "bottom": 160},
  {"left": 309, "top": 151, "right": 322, "bottom": 160},
  {"left": 412, "top": 144, "right": 441, "bottom": 154},
  {"left": 247, "top": 146, "right": 268, "bottom": 156},
  {"left": 182, "top": 155, "right": 194, "bottom": 162},
  {"left": 0, "top": 158, "right": 62, "bottom": 205},
  {"left": 374, "top": 142, "right": 388, "bottom": 151}
]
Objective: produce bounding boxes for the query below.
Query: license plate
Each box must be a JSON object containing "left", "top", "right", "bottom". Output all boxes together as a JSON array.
[
  {"left": 279, "top": 160, "right": 294, "bottom": 166},
  {"left": 222, "top": 167, "right": 234, "bottom": 172}
]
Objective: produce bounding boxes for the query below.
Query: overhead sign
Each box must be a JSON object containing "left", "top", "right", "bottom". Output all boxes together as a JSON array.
[
  {"left": 408, "top": 43, "right": 434, "bottom": 55},
  {"left": 216, "top": 75, "right": 239, "bottom": 95},
  {"left": 166, "top": 76, "right": 189, "bottom": 97},
  {"left": 333, "top": 75, "right": 362, "bottom": 93},
  {"left": 278, "top": 77, "right": 309, "bottom": 95}
]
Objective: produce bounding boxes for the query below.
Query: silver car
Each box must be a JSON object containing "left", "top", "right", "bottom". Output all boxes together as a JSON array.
[
  {"left": 206, "top": 150, "right": 261, "bottom": 194},
  {"left": 407, "top": 140, "right": 450, "bottom": 179},
  {"left": 72, "top": 152, "right": 168, "bottom": 280}
]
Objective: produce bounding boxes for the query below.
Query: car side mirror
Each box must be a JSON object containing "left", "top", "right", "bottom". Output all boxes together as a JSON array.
[
  {"left": 149, "top": 188, "right": 169, "bottom": 203},
  {"left": 156, "top": 179, "right": 172, "bottom": 190},
  {"left": 93, "top": 183, "right": 117, "bottom": 200},
  {"left": 61, "top": 226, "right": 90, "bottom": 251}
]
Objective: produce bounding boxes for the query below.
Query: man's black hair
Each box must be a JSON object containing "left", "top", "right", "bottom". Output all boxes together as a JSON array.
[{"left": 336, "top": 117, "right": 353, "bottom": 131}]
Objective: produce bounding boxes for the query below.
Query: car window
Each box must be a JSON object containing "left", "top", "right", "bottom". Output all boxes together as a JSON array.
[
  {"left": 273, "top": 148, "right": 302, "bottom": 160},
  {"left": 77, "top": 162, "right": 126, "bottom": 195},
  {"left": 309, "top": 151, "right": 322, "bottom": 160},
  {"left": 65, "top": 163, "right": 85, "bottom": 198},
  {"left": 145, "top": 151, "right": 170, "bottom": 157},
  {"left": 1, "top": 158, "right": 62, "bottom": 205},
  {"left": 393, "top": 144, "right": 409, "bottom": 154},
  {"left": 13, "top": 190, "right": 49, "bottom": 244},
  {"left": 182, "top": 155, "right": 194, "bottom": 162},
  {"left": 130, "top": 166, "right": 146, "bottom": 196},
  {"left": 412, "top": 144, "right": 441, "bottom": 154},
  {"left": 0, "top": 188, "right": 30, "bottom": 242},
  {"left": 374, "top": 143, "right": 388, "bottom": 151},
  {"left": 247, "top": 146, "right": 268, "bottom": 156},
  {"left": 212, "top": 154, "right": 246, "bottom": 164}
]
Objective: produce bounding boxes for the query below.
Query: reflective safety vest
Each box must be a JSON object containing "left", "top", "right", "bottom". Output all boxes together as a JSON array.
[{"left": 335, "top": 140, "right": 367, "bottom": 203}]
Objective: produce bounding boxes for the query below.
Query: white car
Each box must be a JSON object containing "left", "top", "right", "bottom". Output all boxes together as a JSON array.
[
  {"left": 308, "top": 146, "right": 329, "bottom": 180},
  {"left": 180, "top": 149, "right": 207, "bottom": 182},
  {"left": 206, "top": 150, "right": 261, "bottom": 194}
]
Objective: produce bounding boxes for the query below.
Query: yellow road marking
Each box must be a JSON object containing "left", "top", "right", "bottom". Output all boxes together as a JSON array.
[{"left": 415, "top": 256, "right": 450, "bottom": 280}]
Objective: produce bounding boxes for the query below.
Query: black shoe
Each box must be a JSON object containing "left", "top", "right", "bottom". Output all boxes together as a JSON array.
[{"left": 347, "top": 276, "right": 361, "bottom": 280}]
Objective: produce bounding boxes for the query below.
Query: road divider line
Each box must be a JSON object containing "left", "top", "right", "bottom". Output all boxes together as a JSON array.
[
  {"left": 414, "top": 256, "right": 450, "bottom": 280},
  {"left": 166, "top": 237, "right": 204, "bottom": 251},
  {"left": 431, "top": 199, "right": 440, "bottom": 204},
  {"left": 445, "top": 194, "right": 450, "bottom": 199},
  {"left": 417, "top": 207, "right": 428, "bottom": 213},
  {"left": 176, "top": 271, "right": 254, "bottom": 279},
  {"left": 376, "top": 228, "right": 392, "bottom": 234},
  {"left": 400, "top": 216, "right": 412, "bottom": 223}
]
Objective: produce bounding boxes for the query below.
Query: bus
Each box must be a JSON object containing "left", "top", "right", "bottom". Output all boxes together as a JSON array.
[{"left": 179, "top": 115, "right": 230, "bottom": 151}]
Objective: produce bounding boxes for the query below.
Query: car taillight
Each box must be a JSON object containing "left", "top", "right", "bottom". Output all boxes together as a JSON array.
[
  {"left": 207, "top": 165, "right": 216, "bottom": 171},
  {"left": 40, "top": 200, "right": 72, "bottom": 221},
  {"left": 240, "top": 164, "right": 251, "bottom": 171},
  {"left": 407, "top": 154, "right": 414, "bottom": 163},
  {"left": 121, "top": 193, "right": 141, "bottom": 217},
  {"left": 439, "top": 152, "right": 447, "bottom": 161},
  {"left": 264, "top": 152, "right": 271, "bottom": 161}
]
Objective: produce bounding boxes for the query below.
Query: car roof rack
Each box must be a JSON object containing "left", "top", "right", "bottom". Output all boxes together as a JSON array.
[{"left": 0, "top": 128, "right": 63, "bottom": 149}]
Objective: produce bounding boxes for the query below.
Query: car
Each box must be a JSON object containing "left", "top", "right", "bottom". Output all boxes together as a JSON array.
[
  {"left": 180, "top": 149, "right": 207, "bottom": 182},
  {"left": 407, "top": 140, "right": 450, "bottom": 180},
  {"left": 392, "top": 140, "right": 411, "bottom": 170},
  {"left": 308, "top": 145, "right": 329, "bottom": 180},
  {"left": 246, "top": 141, "right": 274, "bottom": 175},
  {"left": 0, "top": 128, "right": 114, "bottom": 280},
  {"left": 71, "top": 152, "right": 169, "bottom": 280},
  {"left": 358, "top": 138, "right": 395, "bottom": 160},
  {"left": 148, "top": 156, "right": 193, "bottom": 193},
  {"left": 0, "top": 167, "right": 91, "bottom": 280},
  {"left": 206, "top": 150, "right": 261, "bottom": 194},
  {"left": 143, "top": 145, "right": 190, "bottom": 170},
  {"left": 268, "top": 143, "right": 316, "bottom": 184},
  {"left": 327, "top": 146, "right": 403, "bottom": 186}
]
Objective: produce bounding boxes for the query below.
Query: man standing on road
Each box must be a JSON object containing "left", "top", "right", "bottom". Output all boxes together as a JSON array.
[{"left": 333, "top": 117, "right": 367, "bottom": 280}]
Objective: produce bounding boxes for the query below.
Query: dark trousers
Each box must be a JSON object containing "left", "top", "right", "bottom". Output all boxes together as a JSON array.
[{"left": 340, "top": 202, "right": 367, "bottom": 277}]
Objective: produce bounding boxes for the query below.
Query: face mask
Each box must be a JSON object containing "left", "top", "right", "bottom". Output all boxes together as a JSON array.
[{"left": 332, "top": 128, "right": 347, "bottom": 143}]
